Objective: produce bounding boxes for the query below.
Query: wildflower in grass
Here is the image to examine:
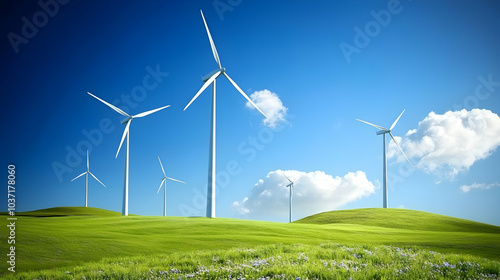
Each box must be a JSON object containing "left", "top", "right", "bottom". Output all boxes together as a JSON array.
[
  {"left": 338, "top": 261, "right": 349, "bottom": 270},
  {"left": 197, "top": 265, "right": 210, "bottom": 273},
  {"left": 298, "top": 253, "right": 308, "bottom": 261},
  {"left": 353, "top": 253, "right": 363, "bottom": 259},
  {"left": 441, "top": 262, "right": 455, "bottom": 268},
  {"left": 170, "top": 268, "right": 181, "bottom": 273},
  {"left": 251, "top": 259, "right": 269, "bottom": 267}
]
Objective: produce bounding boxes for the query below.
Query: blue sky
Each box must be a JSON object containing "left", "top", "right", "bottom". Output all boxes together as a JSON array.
[{"left": 2, "top": 0, "right": 500, "bottom": 225}]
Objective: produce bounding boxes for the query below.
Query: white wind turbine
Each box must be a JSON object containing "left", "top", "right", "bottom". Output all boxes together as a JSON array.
[
  {"left": 356, "top": 109, "right": 413, "bottom": 208},
  {"left": 280, "top": 171, "right": 295, "bottom": 223},
  {"left": 71, "top": 150, "right": 106, "bottom": 207},
  {"left": 87, "top": 92, "right": 169, "bottom": 216},
  {"left": 183, "top": 10, "right": 267, "bottom": 218},
  {"left": 156, "top": 156, "right": 185, "bottom": 217}
]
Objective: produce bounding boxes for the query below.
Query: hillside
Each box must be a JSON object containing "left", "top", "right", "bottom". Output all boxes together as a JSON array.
[
  {"left": 1, "top": 207, "right": 499, "bottom": 275},
  {"left": 295, "top": 208, "right": 500, "bottom": 234},
  {"left": 13, "top": 206, "right": 122, "bottom": 217}
]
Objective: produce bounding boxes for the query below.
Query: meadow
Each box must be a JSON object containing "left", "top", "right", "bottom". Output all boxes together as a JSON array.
[{"left": 1, "top": 207, "right": 499, "bottom": 279}]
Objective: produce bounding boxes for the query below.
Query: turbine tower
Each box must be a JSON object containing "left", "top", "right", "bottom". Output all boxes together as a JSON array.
[
  {"left": 281, "top": 171, "right": 294, "bottom": 223},
  {"left": 88, "top": 92, "right": 169, "bottom": 216},
  {"left": 71, "top": 149, "right": 106, "bottom": 207},
  {"left": 356, "top": 109, "right": 412, "bottom": 208},
  {"left": 157, "top": 156, "right": 185, "bottom": 216},
  {"left": 183, "top": 10, "right": 267, "bottom": 218}
]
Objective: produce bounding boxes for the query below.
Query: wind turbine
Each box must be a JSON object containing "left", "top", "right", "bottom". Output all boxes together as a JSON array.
[
  {"left": 71, "top": 149, "right": 106, "bottom": 207},
  {"left": 281, "top": 171, "right": 294, "bottom": 223},
  {"left": 156, "top": 156, "right": 185, "bottom": 217},
  {"left": 87, "top": 92, "right": 169, "bottom": 216},
  {"left": 356, "top": 109, "right": 412, "bottom": 208},
  {"left": 183, "top": 10, "right": 267, "bottom": 218}
]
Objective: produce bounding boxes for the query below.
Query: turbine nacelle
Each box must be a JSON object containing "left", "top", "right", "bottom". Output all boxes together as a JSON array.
[
  {"left": 121, "top": 117, "right": 132, "bottom": 125},
  {"left": 202, "top": 68, "right": 225, "bottom": 82},
  {"left": 357, "top": 109, "right": 413, "bottom": 166}
]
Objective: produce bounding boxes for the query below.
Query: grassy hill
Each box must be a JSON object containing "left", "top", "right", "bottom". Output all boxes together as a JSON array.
[
  {"left": 14, "top": 206, "right": 122, "bottom": 217},
  {"left": 296, "top": 208, "right": 500, "bottom": 234},
  {"left": 1, "top": 207, "right": 499, "bottom": 277}
]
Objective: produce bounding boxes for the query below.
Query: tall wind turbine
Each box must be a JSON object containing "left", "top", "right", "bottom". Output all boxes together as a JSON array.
[
  {"left": 281, "top": 171, "right": 294, "bottom": 223},
  {"left": 71, "top": 150, "right": 106, "bottom": 207},
  {"left": 87, "top": 92, "right": 169, "bottom": 216},
  {"left": 157, "top": 156, "right": 185, "bottom": 217},
  {"left": 183, "top": 10, "right": 267, "bottom": 218},
  {"left": 356, "top": 109, "right": 412, "bottom": 208}
]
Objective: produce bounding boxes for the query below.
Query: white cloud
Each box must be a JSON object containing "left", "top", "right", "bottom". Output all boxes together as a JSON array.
[
  {"left": 388, "top": 109, "right": 500, "bottom": 179},
  {"left": 232, "top": 197, "right": 249, "bottom": 214},
  {"left": 232, "top": 170, "right": 376, "bottom": 220},
  {"left": 460, "top": 182, "right": 500, "bottom": 193},
  {"left": 246, "top": 89, "right": 287, "bottom": 128}
]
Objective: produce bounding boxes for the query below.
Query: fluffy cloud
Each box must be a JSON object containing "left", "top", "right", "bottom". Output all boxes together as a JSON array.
[
  {"left": 460, "top": 182, "right": 500, "bottom": 193},
  {"left": 232, "top": 170, "right": 376, "bottom": 219},
  {"left": 388, "top": 109, "right": 500, "bottom": 178},
  {"left": 246, "top": 89, "right": 287, "bottom": 128}
]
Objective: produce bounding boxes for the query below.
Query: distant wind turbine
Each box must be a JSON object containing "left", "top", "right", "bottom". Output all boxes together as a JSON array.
[
  {"left": 71, "top": 150, "right": 106, "bottom": 207},
  {"left": 356, "top": 109, "right": 413, "bottom": 208},
  {"left": 281, "top": 171, "right": 295, "bottom": 223},
  {"left": 183, "top": 10, "right": 267, "bottom": 218},
  {"left": 87, "top": 92, "right": 169, "bottom": 216},
  {"left": 157, "top": 156, "right": 185, "bottom": 217}
]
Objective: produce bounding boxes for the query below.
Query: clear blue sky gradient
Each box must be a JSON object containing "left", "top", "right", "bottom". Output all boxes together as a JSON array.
[{"left": 1, "top": 0, "right": 499, "bottom": 224}]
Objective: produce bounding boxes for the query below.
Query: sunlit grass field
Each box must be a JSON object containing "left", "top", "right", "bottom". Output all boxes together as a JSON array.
[{"left": 1, "top": 207, "right": 499, "bottom": 279}]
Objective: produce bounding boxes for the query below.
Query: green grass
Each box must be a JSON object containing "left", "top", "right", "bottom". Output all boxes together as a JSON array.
[
  {"left": 5, "top": 244, "right": 500, "bottom": 279},
  {"left": 1, "top": 207, "right": 499, "bottom": 278}
]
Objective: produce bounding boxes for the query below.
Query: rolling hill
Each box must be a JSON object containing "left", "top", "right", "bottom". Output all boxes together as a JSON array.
[
  {"left": 1, "top": 207, "right": 499, "bottom": 277},
  {"left": 13, "top": 206, "right": 122, "bottom": 217},
  {"left": 296, "top": 208, "right": 500, "bottom": 234}
]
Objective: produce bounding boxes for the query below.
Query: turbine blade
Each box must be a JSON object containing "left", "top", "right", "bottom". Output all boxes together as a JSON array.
[
  {"left": 184, "top": 70, "right": 221, "bottom": 111},
  {"left": 158, "top": 156, "right": 166, "bottom": 177},
  {"left": 390, "top": 109, "right": 406, "bottom": 130},
  {"left": 223, "top": 72, "right": 268, "bottom": 118},
  {"left": 165, "top": 176, "right": 186, "bottom": 184},
  {"left": 200, "top": 10, "right": 222, "bottom": 68},
  {"left": 71, "top": 172, "right": 87, "bottom": 182},
  {"left": 356, "top": 119, "right": 387, "bottom": 131},
  {"left": 87, "top": 92, "right": 130, "bottom": 118},
  {"left": 133, "top": 105, "right": 170, "bottom": 118},
  {"left": 116, "top": 120, "right": 131, "bottom": 158},
  {"left": 389, "top": 132, "right": 413, "bottom": 166},
  {"left": 87, "top": 150, "right": 89, "bottom": 171},
  {"left": 89, "top": 172, "right": 106, "bottom": 188},
  {"left": 157, "top": 179, "right": 165, "bottom": 194},
  {"left": 280, "top": 171, "right": 293, "bottom": 183}
]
